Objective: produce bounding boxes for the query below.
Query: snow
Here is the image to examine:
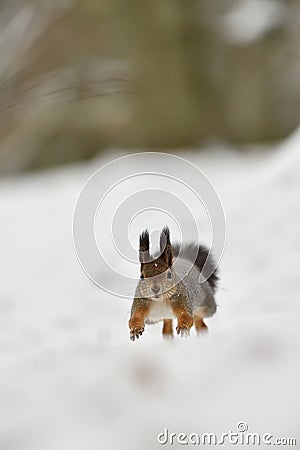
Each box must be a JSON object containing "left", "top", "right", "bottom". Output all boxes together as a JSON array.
[{"left": 0, "top": 129, "right": 299, "bottom": 449}]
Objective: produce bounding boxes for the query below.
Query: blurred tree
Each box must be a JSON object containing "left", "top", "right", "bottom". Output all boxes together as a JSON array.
[
  {"left": 0, "top": 0, "right": 299, "bottom": 172},
  {"left": 112, "top": 0, "right": 219, "bottom": 147}
]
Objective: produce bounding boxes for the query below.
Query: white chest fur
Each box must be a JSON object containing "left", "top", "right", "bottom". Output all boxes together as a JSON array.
[{"left": 146, "top": 299, "right": 175, "bottom": 323}]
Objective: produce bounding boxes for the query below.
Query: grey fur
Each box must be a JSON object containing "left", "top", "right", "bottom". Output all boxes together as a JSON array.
[
  {"left": 172, "top": 243, "right": 219, "bottom": 293},
  {"left": 174, "top": 258, "right": 217, "bottom": 317}
]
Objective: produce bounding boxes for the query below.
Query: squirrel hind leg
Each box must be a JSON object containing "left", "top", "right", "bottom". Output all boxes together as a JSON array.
[
  {"left": 162, "top": 319, "right": 174, "bottom": 338},
  {"left": 194, "top": 315, "right": 208, "bottom": 334}
]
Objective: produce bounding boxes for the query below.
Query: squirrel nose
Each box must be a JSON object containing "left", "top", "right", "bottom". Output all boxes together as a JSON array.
[{"left": 151, "top": 285, "right": 160, "bottom": 294}]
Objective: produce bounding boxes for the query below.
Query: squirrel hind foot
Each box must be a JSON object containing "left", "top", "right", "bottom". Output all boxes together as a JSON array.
[
  {"left": 194, "top": 316, "right": 208, "bottom": 334},
  {"left": 162, "top": 319, "right": 173, "bottom": 338}
]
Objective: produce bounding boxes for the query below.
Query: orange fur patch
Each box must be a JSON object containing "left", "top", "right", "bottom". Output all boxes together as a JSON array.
[
  {"left": 194, "top": 316, "right": 208, "bottom": 333},
  {"left": 162, "top": 319, "right": 173, "bottom": 337}
]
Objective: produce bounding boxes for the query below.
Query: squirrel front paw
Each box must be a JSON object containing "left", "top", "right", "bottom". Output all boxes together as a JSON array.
[
  {"left": 129, "top": 314, "right": 145, "bottom": 341},
  {"left": 173, "top": 309, "right": 193, "bottom": 337},
  {"left": 130, "top": 326, "right": 144, "bottom": 341},
  {"left": 176, "top": 324, "right": 191, "bottom": 337}
]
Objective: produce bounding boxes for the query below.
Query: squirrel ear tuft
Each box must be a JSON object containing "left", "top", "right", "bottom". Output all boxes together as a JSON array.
[
  {"left": 160, "top": 226, "right": 170, "bottom": 248},
  {"left": 160, "top": 226, "right": 173, "bottom": 266},
  {"left": 139, "top": 229, "right": 150, "bottom": 264}
]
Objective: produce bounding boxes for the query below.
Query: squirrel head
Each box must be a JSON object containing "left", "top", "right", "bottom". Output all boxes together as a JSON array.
[{"left": 138, "top": 226, "right": 176, "bottom": 299}]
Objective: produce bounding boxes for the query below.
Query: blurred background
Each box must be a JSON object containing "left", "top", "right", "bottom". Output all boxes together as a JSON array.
[{"left": 0, "top": 0, "right": 300, "bottom": 173}]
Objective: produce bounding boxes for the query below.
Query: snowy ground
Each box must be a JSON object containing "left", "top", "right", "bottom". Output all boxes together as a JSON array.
[{"left": 0, "top": 129, "right": 300, "bottom": 450}]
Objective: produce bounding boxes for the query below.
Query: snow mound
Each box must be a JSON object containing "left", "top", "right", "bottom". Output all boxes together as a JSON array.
[{"left": 0, "top": 130, "right": 299, "bottom": 449}]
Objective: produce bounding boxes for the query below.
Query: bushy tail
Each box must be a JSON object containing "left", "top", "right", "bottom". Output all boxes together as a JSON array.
[{"left": 172, "top": 243, "right": 219, "bottom": 293}]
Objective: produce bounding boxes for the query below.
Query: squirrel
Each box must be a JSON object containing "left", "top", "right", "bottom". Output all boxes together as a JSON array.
[{"left": 129, "top": 226, "right": 218, "bottom": 341}]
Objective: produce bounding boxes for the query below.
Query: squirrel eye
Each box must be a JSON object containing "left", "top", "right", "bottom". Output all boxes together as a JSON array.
[
  {"left": 167, "top": 271, "right": 172, "bottom": 279},
  {"left": 140, "top": 274, "right": 144, "bottom": 280}
]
